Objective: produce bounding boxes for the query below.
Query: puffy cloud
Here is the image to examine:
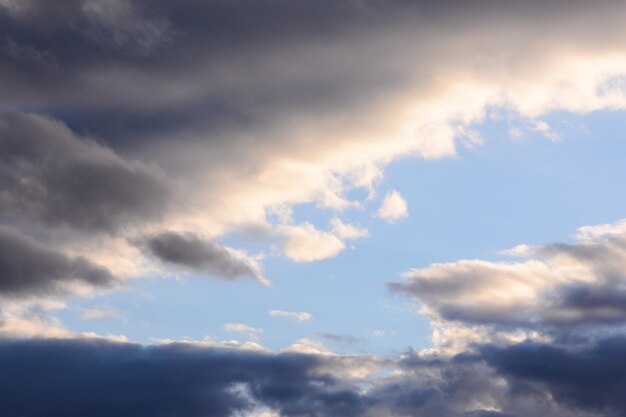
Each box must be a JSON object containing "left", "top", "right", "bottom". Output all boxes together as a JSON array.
[
  {"left": 143, "top": 231, "right": 269, "bottom": 285},
  {"left": 276, "top": 218, "right": 367, "bottom": 262},
  {"left": 477, "top": 337, "right": 626, "bottom": 417},
  {"left": 330, "top": 218, "right": 368, "bottom": 240},
  {"left": 2, "top": 0, "right": 626, "bottom": 291},
  {"left": 0, "top": 306, "right": 70, "bottom": 339},
  {"left": 0, "top": 225, "right": 117, "bottom": 298},
  {"left": 269, "top": 310, "right": 312, "bottom": 322},
  {"left": 279, "top": 223, "right": 346, "bottom": 262},
  {"left": 377, "top": 191, "right": 409, "bottom": 224},
  {"left": 0, "top": 112, "right": 172, "bottom": 232},
  {"left": 390, "top": 218, "right": 626, "bottom": 350}
]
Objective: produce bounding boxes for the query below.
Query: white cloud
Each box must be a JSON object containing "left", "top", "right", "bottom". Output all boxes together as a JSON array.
[
  {"left": 81, "top": 305, "right": 122, "bottom": 320},
  {"left": 280, "top": 223, "right": 345, "bottom": 262},
  {"left": 377, "top": 191, "right": 409, "bottom": 223},
  {"left": 223, "top": 323, "right": 263, "bottom": 336},
  {"left": 392, "top": 217, "right": 626, "bottom": 352},
  {"left": 268, "top": 310, "right": 312, "bottom": 322},
  {"left": 281, "top": 338, "right": 334, "bottom": 355},
  {"left": 330, "top": 218, "right": 368, "bottom": 240},
  {"left": 530, "top": 120, "right": 560, "bottom": 141}
]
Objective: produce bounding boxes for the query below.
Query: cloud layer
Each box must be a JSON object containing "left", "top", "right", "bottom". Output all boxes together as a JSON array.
[
  {"left": 3, "top": 0, "right": 626, "bottom": 289},
  {"left": 2, "top": 336, "right": 626, "bottom": 417}
]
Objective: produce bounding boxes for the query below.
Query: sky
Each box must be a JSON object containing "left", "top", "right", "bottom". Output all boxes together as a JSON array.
[{"left": 2, "top": 1, "right": 626, "bottom": 416}]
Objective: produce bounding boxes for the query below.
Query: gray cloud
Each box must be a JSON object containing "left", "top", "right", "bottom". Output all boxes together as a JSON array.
[
  {"left": 0, "top": 338, "right": 366, "bottom": 417},
  {"left": 316, "top": 333, "right": 362, "bottom": 347},
  {"left": 390, "top": 224, "right": 626, "bottom": 336},
  {"left": 2, "top": 336, "right": 626, "bottom": 417},
  {"left": 0, "top": 226, "right": 116, "bottom": 297},
  {"left": 0, "top": 112, "right": 172, "bottom": 232},
  {"left": 1, "top": 0, "right": 626, "bottom": 278},
  {"left": 479, "top": 338, "right": 626, "bottom": 417},
  {"left": 1, "top": 0, "right": 625, "bottom": 148},
  {"left": 144, "top": 231, "right": 266, "bottom": 283}
]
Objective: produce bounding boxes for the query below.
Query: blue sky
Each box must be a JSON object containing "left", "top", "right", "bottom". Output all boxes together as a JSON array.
[{"left": 54, "top": 109, "right": 626, "bottom": 356}]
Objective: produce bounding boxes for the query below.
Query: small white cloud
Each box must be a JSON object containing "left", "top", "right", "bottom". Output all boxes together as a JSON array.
[
  {"left": 81, "top": 305, "right": 122, "bottom": 320},
  {"left": 154, "top": 336, "right": 270, "bottom": 352},
  {"left": 530, "top": 120, "right": 560, "bottom": 141},
  {"left": 372, "top": 329, "right": 385, "bottom": 337},
  {"left": 377, "top": 190, "right": 409, "bottom": 223},
  {"left": 268, "top": 309, "right": 312, "bottom": 322},
  {"left": 281, "top": 338, "right": 333, "bottom": 355},
  {"left": 223, "top": 322, "right": 263, "bottom": 335},
  {"left": 330, "top": 217, "right": 368, "bottom": 240},
  {"left": 280, "top": 223, "right": 345, "bottom": 262}
]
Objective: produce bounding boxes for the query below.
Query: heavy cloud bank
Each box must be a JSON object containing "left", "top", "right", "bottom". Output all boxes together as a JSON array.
[
  {"left": 3, "top": 0, "right": 626, "bottom": 290},
  {"left": 1, "top": 336, "right": 626, "bottom": 417}
]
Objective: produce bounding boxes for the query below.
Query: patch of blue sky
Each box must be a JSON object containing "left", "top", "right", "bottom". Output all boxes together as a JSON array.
[{"left": 57, "top": 108, "right": 626, "bottom": 355}]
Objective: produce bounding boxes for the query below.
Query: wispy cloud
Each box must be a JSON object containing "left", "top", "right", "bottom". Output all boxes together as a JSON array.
[
  {"left": 268, "top": 310, "right": 312, "bottom": 322},
  {"left": 223, "top": 323, "right": 263, "bottom": 337}
]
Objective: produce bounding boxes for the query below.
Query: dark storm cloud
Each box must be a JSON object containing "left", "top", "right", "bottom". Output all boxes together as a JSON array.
[
  {"left": 466, "top": 412, "right": 520, "bottom": 417},
  {"left": 144, "top": 231, "right": 265, "bottom": 282},
  {"left": 0, "top": 0, "right": 622, "bottom": 146},
  {"left": 480, "top": 338, "right": 626, "bottom": 417},
  {"left": 0, "top": 0, "right": 395, "bottom": 112},
  {"left": 0, "top": 112, "right": 172, "bottom": 232},
  {"left": 0, "top": 338, "right": 367, "bottom": 417},
  {"left": 0, "top": 226, "right": 116, "bottom": 297},
  {"left": 4, "top": 336, "right": 626, "bottom": 417}
]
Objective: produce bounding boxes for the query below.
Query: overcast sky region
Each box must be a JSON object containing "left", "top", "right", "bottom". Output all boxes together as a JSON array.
[{"left": 3, "top": 1, "right": 626, "bottom": 416}]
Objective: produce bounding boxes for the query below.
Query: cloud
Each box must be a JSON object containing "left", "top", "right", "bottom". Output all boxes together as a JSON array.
[
  {"left": 80, "top": 0, "right": 173, "bottom": 54},
  {"left": 377, "top": 191, "right": 409, "bottom": 223},
  {"left": 0, "top": 305, "right": 70, "bottom": 339},
  {"left": 530, "top": 120, "right": 560, "bottom": 141},
  {"left": 316, "top": 333, "right": 361, "bottom": 347},
  {"left": 0, "top": 338, "right": 364, "bottom": 417},
  {"left": 478, "top": 337, "right": 626, "bottom": 417},
  {"left": 143, "top": 231, "right": 269, "bottom": 284},
  {"left": 390, "top": 218, "right": 626, "bottom": 350},
  {"left": 279, "top": 223, "right": 346, "bottom": 262},
  {"left": 0, "top": 225, "right": 117, "bottom": 298},
  {"left": 2, "top": 3, "right": 626, "bottom": 415},
  {"left": 224, "top": 323, "right": 263, "bottom": 336},
  {"left": 0, "top": 112, "right": 172, "bottom": 232},
  {"left": 2, "top": 336, "right": 626, "bottom": 416},
  {"left": 2, "top": 1, "right": 626, "bottom": 290},
  {"left": 276, "top": 218, "right": 367, "bottom": 262},
  {"left": 330, "top": 218, "right": 368, "bottom": 240},
  {"left": 269, "top": 310, "right": 312, "bottom": 322},
  {"left": 81, "top": 305, "right": 122, "bottom": 321}
]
